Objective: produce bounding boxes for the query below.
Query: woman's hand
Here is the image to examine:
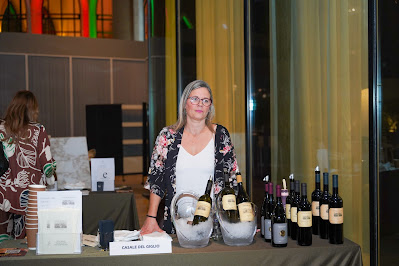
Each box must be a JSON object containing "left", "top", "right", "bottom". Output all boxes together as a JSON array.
[
  {"left": 140, "top": 216, "right": 164, "bottom": 235},
  {"left": 140, "top": 192, "right": 164, "bottom": 235}
]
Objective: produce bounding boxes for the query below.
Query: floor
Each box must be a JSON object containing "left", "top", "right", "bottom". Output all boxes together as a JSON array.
[{"left": 115, "top": 174, "right": 149, "bottom": 227}]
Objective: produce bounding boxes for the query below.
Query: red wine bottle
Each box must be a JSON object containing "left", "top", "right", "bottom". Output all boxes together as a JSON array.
[
  {"left": 272, "top": 185, "right": 287, "bottom": 247},
  {"left": 319, "top": 172, "right": 331, "bottom": 239},
  {"left": 311, "top": 166, "right": 322, "bottom": 235},
  {"left": 297, "top": 183, "right": 312, "bottom": 246},
  {"left": 328, "top": 174, "right": 343, "bottom": 244},
  {"left": 290, "top": 180, "right": 300, "bottom": 240},
  {"left": 260, "top": 175, "right": 269, "bottom": 238},
  {"left": 286, "top": 174, "right": 295, "bottom": 237},
  {"left": 193, "top": 176, "right": 213, "bottom": 225},
  {"left": 264, "top": 182, "right": 274, "bottom": 242}
]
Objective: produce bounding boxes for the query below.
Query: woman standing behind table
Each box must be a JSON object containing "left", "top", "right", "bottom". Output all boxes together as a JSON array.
[
  {"left": 0, "top": 91, "right": 56, "bottom": 241},
  {"left": 142, "top": 80, "right": 239, "bottom": 234}
]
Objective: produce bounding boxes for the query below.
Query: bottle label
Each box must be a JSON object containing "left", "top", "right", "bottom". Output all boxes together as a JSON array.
[
  {"left": 286, "top": 204, "right": 291, "bottom": 219},
  {"left": 329, "top": 208, "right": 343, "bottom": 224},
  {"left": 261, "top": 216, "right": 265, "bottom": 235},
  {"left": 194, "top": 201, "right": 211, "bottom": 218},
  {"left": 264, "top": 219, "right": 272, "bottom": 239},
  {"left": 291, "top": 207, "right": 298, "bottom": 223},
  {"left": 312, "top": 201, "right": 320, "bottom": 216},
  {"left": 320, "top": 204, "right": 329, "bottom": 220},
  {"left": 222, "top": 195, "right": 237, "bottom": 210},
  {"left": 272, "top": 223, "right": 288, "bottom": 244},
  {"left": 238, "top": 202, "right": 254, "bottom": 222},
  {"left": 298, "top": 211, "right": 312, "bottom": 227}
]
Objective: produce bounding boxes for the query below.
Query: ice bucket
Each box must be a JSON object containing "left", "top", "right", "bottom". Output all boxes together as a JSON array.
[
  {"left": 216, "top": 194, "right": 257, "bottom": 246},
  {"left": 170, "top": 191, "right": 213, "bottom": 248}
]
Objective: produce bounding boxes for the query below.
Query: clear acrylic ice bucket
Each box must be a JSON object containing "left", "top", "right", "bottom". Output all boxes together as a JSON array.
[
  {"left": 216, "top": 194, "right": 257, "bottom": 246},
  {"left": 171, "top": 191, "right": 213, "bottom": 248}
]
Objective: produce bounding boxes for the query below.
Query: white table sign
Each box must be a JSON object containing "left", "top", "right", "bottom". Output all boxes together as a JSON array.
[
  {"left": 36, "top": 191, "right": 82, "bottom": 254},
  {"left": 109, "top": 240, "right": 172, "bottom": 256},
  {"left": 91, "top": 158, "right": 115, "bottom": 191}
]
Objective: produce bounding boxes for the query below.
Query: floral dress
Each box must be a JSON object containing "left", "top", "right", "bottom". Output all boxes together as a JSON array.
[
  {"left": 0, "top": 121, "right": 56, "bottom": 240},
  {"left": 144, "top": 124, "right": 239, "bottom": 233}
]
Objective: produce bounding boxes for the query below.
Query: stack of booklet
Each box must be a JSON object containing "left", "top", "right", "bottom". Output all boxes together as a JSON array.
[{"left": 36, "top": 191, "right": 82, "bottom": 254}]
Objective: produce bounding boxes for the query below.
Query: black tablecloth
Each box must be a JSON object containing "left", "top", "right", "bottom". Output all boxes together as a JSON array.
[
  {"left": 82, "top": 192, "right": 140, "bottom": 235},
  {"left": 0, "top": 234, "right": 362, "bottom": 265}
]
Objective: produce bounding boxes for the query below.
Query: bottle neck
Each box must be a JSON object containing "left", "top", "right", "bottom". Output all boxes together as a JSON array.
[
  {"left": 276, "top": 196, "right": 282, "bottom": 204},
  {"left": 290, "top": 181, "right": 295, "bottom": 193},
  {"left": 323, "top": 184, "right": 329, "bottom": 192},
  {"left": 205, "top": 181, "right": 213, "bottom": 195},
  {"left": 316, "top": 181, "right": 320, "bottom": 190},
  {"left": 224, "top": 174, "right": 230, "bottom": 187},
  {"left": 269, "top": 195, "right": 274, "bottom": 203},
  {"left": 332, "top": 187, "right": 338, "bottom": 195}
]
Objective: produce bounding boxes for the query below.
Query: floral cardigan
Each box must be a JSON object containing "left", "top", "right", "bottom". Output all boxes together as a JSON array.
[{"left": 144, "top": 124, "right": 239, "bottom": 233}]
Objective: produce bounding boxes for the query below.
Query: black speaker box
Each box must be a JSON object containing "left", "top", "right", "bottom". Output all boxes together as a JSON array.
[{"left": 86, "top": 104, "right": 123, "bottom": 175}]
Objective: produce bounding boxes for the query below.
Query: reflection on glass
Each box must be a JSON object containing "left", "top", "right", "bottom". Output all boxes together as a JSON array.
[
  {"left": 248, "top": 0, "right": 271, "bottom": 231},
  {"left": 195, "top": 0, "right": 246, "bottom": 178},
  {"left": 379, "top": 1, "right": 399, "bottom": 265},
  {"left": 0, "top": 0, "right": 144, "bottom": 40},
  {"left": 270, "top": 0, "right": 369, "bottom": 264}
]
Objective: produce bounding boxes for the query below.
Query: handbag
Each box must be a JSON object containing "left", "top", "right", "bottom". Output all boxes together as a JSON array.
[{"left": 0, "top": 143, "right": 9, "bottom": 176}]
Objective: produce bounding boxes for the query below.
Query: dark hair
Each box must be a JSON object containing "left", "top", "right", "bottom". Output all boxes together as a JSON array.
[{"left": 2, "top": 91, "right": 39, "bottom": 142}]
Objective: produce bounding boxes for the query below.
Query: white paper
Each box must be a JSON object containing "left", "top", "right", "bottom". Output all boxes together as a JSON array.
[
  {"left": 83, "top": 234, "right": 98, "bottom": 247},
  {"left": 109, "top": 240, "right": 172, "bottom": 256},
  {"left": 140, "top": 231, "right": 173, "bottom": 241},
  {"left": 38, "top": 209, "right": 80, "bottom": 234},
  {"left": 36, "top": 191, "right": 82, "bottom": 254},
  {"left": 37, "top": 233, "right": 81, "bottom": 254},
  {"left": 90, "top": 158, "right": 115, "bottom": 191}
]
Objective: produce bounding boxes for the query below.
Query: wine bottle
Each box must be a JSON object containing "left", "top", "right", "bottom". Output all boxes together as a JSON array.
[
  {"left": 260, "top": 175, "right": 269, "bottom": 238},
  {"left": 290, "top": 180, "right": 300, "bottom": 240},
  {"left": 264, "top": 182, "right": 274, "bottom": 242},
  {"left": 297, "top": 183, "right": 312, "bottom": 246},
  {"left": 236, "top": 172, "right": 254, "bottom": 222},
  {"left": 311, "top": 166, "right": 322, "bottom": 235},
  {"left": 220, "top": 168, "right": 238, "bottom": 223},
  {"left": 286, "top": 174, "right": 295, "bottom": 237},
  {"left": 193, "top": 176, "right": 213, "bottom": 225},
  {"left": 329, "top": 174, "right": 343, "bottom": 244},
  {"left": 319, "top": 172, "right": 331, "bottom": 239},
  {"left": 272, "top": 185, "right": 288, "bottom": 247},
  {"left": 281, "top": 179, "right": 289, "bottom": 210}
]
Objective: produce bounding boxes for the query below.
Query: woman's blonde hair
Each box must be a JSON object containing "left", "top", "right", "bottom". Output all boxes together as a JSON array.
[
  {"left": 171, "top": 80, "right": 215, "bottom": 132},
  {"left": 2, "top": 90, "right": 39, "bottom": 142}
]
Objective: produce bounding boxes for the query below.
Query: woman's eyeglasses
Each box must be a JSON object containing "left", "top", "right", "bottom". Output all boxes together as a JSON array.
[{"left": 188, "top": 96, "right": 212, "bottom": 107}]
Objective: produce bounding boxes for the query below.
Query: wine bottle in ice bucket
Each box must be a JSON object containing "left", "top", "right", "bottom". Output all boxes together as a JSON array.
[
  {"left": 193, "top": 176, "right": 213, "bottom": 225},
  {"left": 220, "top": 168, "right": 239, "bottom": 223}
]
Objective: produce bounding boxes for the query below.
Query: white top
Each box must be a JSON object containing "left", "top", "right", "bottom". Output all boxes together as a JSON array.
[{"left": 175, "top": 137, "right": 215, "bottom": 199}]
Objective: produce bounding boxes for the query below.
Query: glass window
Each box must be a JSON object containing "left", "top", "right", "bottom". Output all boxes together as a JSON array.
[
  {"left": 195, "top": 0, "right": 246, "bottom": 177},
  {"left": 0, "top": 0, "right": 145, "bottom": 40},
  {"left": 270, "top": 0, "right": 369, "bottom": 263},
  {"left": 379, "top": 0, "right": 399, "bottom": 264}
]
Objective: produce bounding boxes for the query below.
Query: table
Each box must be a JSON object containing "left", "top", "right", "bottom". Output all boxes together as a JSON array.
[
  {"left": 0, "top": 234, "right": 362, "bottom": 265},
  {"left": 82, "top": 192, "right": 140, "bottom": 235}
]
